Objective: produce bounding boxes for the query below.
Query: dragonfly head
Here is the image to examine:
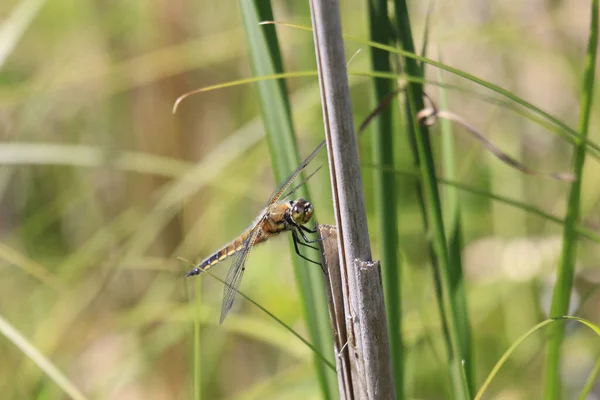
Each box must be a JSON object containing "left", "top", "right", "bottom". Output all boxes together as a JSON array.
[{"left": 291, "top": 198, "right": 314, "bottom": 225}]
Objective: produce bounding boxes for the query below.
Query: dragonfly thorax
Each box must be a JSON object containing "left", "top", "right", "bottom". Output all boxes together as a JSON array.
[{"left": 289, "top": 198, "right": 313, "bottom": 225}]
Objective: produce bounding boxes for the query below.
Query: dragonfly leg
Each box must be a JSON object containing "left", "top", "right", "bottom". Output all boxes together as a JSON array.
[
  {"left": 292, "top": 231, "right": 322, "bottom": 269},
  {"left": 298, "top": 224, "right": 331, "bottom": 244},
  {"left": 297, "top": 227, "right": 322, "bottom": 244},
  {"left": 300, "top": 224, "right": 318, "bottom": 234},
  {"left": 296, "top": 237, "right": 319, "bottom": 251}
]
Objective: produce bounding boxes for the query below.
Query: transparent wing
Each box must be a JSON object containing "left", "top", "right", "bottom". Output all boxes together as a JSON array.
[
  {"left": 282, "top": 166, "right": 322, "bottom": 200},
  {"left": 219, "top": 226, "right": 261, "bottom": 324},
  {"left": 219, "top": 139, "right": 325, "bottom": 323},
  {"left": 266, "top": 139, "right": 325, "bottom": 206}
]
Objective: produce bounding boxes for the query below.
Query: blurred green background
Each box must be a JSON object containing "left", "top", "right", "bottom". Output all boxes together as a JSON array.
[{"left": 1, "top": 0, "right": 599, "bottom": 399}]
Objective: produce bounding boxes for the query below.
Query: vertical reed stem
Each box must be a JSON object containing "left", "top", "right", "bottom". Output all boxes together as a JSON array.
[{"left": 310, "top": 0, "right": 396, "bottom": 398}]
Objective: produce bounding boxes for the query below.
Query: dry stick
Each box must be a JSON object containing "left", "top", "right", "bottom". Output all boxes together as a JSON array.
[
  {"left": 361, "top": 88, "right": 575, "bottom": 182},
  {"left": 417, "top": 103, "right": 576, "bottom": 182},
  {"left": 319, "top": 224, "right": 354, "bottom": 400},
  {"left": 309, "top": 0, "right": 396, "bottom": 399}
]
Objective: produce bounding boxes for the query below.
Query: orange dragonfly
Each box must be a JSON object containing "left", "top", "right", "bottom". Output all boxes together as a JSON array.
[{"left": 186, "top": 140, "right": 325, "bottom": 323}]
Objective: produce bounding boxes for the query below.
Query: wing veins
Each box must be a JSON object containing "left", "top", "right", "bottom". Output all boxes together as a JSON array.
[
  {"left": 219, "top": 224, "right": 262, "bottom": 324},
  {"left": 266, "top": 140, "right": 325, "bottom": 205},
  {"left": 282, "top": 166, "right": 322, "bottom": 200},
  {"left": 217, "top": 140, "right": 325, "bottom": 323}
]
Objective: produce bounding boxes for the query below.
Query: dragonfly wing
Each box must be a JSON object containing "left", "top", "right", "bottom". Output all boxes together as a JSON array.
[
  {"left": 282, "top": 165, "right": 322, "bottom": 200},
  {"left": 266, "top": 139, "right": 325, "bottom": 205},
  {"left": 219, "top": 225, "right": 261, "bottom": 324},
  {"left": 219, "top": 139, "right": 326, "bottom": 323}
]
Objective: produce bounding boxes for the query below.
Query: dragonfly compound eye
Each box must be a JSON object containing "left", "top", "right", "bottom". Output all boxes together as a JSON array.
[
  {"left": 292, "top": 199, "right": 313, "bottom": 224},
  {"left": 303, "top": 203, "right": 314, "bottom": 222}
]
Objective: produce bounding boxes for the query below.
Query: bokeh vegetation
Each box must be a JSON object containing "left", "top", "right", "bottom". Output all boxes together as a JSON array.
[{"left": 1, "top": 0, "right": 599, "bottom": 399}]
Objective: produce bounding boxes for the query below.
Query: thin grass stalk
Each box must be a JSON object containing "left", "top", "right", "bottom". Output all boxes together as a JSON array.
[
  {"left": 474, "top": 316, "right": 600, "bottom": 400},
  {"left": 544, "top": 1, "right": 598, "bottom": 398},
  {"left": 0, "top": 0, "right": 47, "bottom": 69},
  {"left": 438, "top": 68, "right": 474, "bottom": 396},
  {"left": 367, "top": 0, "right": 403, "bottom": 396},
  {"left": 576, "top": 357, "right": 600, "bottom": 400},
  {"left": 0, "top": 313, "right": 88, "bottom": 400},
  {"left": 392, "top": 1, "right": 471, "bottom": 397},
  {"left": 189, "top": 262, "right": 337, "bottom": 371},
  {"left": 310, "top": 0, "right": 396, "bottom": 398},
  {"left": 238, "top": 2, "right": 336, "bottom": 398},
  {"left": 193, "top": 279, "right": 202, "bottom": 400},
  {"left": 177, "top": 52, "right": 600, "bottom": 163},
  {"left": 360, "top": 161, "right": 600, "bottom": 244}
]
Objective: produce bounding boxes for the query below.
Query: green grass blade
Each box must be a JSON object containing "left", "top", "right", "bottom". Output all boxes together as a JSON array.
[
  {"left": 193, "top": 278, "right": 202, "bottom": 400},
  {"left": 364, "top": 162, "right": 600, "bottom": 244},
  {"left": 184, "top": 263, "right": 337, "bottom": 371},
  {"left": 544, "top": 1, "right": 598, "bottom": 398},
  {"left": 175, "top": 67, "right": 598, "bottom": 162},
  {"left": 436, "top": 179, "right": 600, "bottom": 244},
  {"left": 268, "top": 21, "right": 600, "bottom": 159},
  {"left": 476, "top": 316, "right": 600, "bottom": 400},
  {"left": 239, "top": 1, "right": 335, "bottom": 398},
  {"left": 576, "top": 357, "right": 600, "bottom": 400},
  {"left": 392, "top": 2, "right": 469, "bottom": 398},
  {"left": 348, "top": 36, "right": 599, "bottom": 157},
  {"left": 0, "top": 0, "right": 47, "bottom": 69},
  {"left": 0, "top": 313, "right": 88, "bottom": 400},
  {"left": 437, "top": 66, "right": 474, "bottom": 396},
  {"left": 368, "top": 0, "right": 403, "bottom": 395},
  {"left": 0, "top": 241, "right": 64, "bottom": 290}
]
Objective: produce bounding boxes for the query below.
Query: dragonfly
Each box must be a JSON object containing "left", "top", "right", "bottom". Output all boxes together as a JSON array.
[{"left": 185, "top": 140, "right": 326, "bottom": 324}]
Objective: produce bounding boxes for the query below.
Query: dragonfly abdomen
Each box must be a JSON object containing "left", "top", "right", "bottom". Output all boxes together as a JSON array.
[
  {"left": 202, "top": 239, "right": 245, "bottom": 270},
  {"left": 185, "top": 230, "right": 251, "bottom": 277}
]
